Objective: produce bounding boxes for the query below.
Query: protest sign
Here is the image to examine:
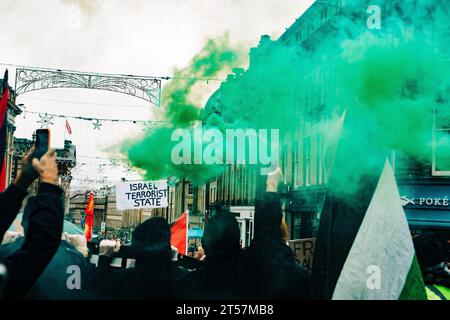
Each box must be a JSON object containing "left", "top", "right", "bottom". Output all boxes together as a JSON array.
[
  {"left": 289, "top": 238, "right": 316, "bottom": 270},
  {"left": 116, "top": 180, "right": 168, "bottom": 211}
]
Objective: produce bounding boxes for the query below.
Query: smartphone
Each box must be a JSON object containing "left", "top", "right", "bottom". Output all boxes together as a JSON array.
[{"left": 33, "top": 129, "right": 50, "bottom": 159}]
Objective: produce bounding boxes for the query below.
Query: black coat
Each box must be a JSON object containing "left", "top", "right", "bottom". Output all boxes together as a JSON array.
[
  {"left": 91, "top": 217, "right": 179, "bottom": 300},
  {"left": 243, "top": 192, "right": 311, "bottom": 300},
  {"left": 244, "top": 238, "right": 311, "bottom": 299},
  {"left": 0, "top": 183, "right": 64, "bottom": 299},
  {"left": 175, "top": 194, "right": 311, "bottom": 300},
  {"left": 174, "top": 212, "right": 258, "bottom": 300},
  {"left": 0, "top": 239, "right": 93, "bottom": 300},
  {"left": 174, "top": 253, "right": 257, "bottom": 300},
  {"left": 92, "top": 255, "right": 179, "bottom": 300}
]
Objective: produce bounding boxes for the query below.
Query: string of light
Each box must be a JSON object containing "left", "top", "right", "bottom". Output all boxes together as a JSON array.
[
  {"left": 24, "top": 110, "right": 167, "bottom": 125},
  {"left": 20, "top": 109, "right": 169, "bottom": 130}
]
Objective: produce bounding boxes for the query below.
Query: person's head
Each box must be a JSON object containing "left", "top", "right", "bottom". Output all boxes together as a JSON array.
[
  {"left": 254, "top": 194, "right": 283, "bottom": 240},
  {"left": 131, "top": 217, "right": 171, "bottom": 260},
  {"left": 202, "top": 211, "right": 240, "bottom": 261}
]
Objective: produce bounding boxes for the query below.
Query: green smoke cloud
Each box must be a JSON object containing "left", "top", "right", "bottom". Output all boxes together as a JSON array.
[
  {"left": 122, "top": 0, "right": 449, "bottom": 193},
  {"left": 199, "top": 0, "right": 450, "bottom": 194},
  {"left": 121, "top": 34, "right": 245, "bottom": 183}
]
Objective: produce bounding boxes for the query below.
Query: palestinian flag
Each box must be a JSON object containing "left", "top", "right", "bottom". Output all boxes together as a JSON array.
[
  {"left": 332, "top": 160, "right": 425, "bottom": 299},
  {"left": 0, "top": 70, "right": 9, "bottom": 192},
  {"left": 311, "top": 110, "right": 426, "bottom": 300},
  {"left": 84, "top": 191, "right": 95, "bottom": 242}
]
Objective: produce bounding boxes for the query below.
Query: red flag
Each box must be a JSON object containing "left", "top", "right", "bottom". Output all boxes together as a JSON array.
[
  {"left": 0, "top": 70, "right": 9, "bottom": 192},
  {"left": 84, "top": 191, "right": 95, "bottom": 242},
  {"left": 170, "top": 212, "right": 188, "bottom": 255},
  {"left": 65, "top": 119, "right": 72, "bottom": 135}
]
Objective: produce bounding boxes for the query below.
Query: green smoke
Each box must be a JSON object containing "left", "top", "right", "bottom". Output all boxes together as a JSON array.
[
  {"left": 121, "top": 34, "right": 245, "bottom": 183},
  {"left": 199, "top": 0, "right": 450, "bottom": 195},
  {"left": 122, "top": 1, "right": 449, "bottom": 193}
]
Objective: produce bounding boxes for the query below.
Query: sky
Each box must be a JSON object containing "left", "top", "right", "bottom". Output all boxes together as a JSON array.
[{"left": 0, "top": 0, "right": 314, "bottom": 191}]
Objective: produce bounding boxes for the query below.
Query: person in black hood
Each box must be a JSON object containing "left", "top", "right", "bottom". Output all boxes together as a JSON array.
[
  {"left": 174, "top": 209, "right": 247, "bottom": 299},
  {"left": 242, "top": 168, "right": 311, "bottom": 299},
  {"left": 92, "top": 217, "right": 180, "bottom": 300}
]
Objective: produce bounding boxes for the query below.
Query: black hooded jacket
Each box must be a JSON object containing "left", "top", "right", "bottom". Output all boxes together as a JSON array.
[
  {"left": 174, "top": 212, "right": 251, "bottom": 300},
  {"left": 243, "top": 192, "right": 311, "bottom": 299},
  {"left": 92, "top": 217, "right": 179, "bottom": 300}
]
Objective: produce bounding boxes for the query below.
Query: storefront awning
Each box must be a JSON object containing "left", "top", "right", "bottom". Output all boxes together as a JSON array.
[
  {"left": 399, "top": 183, "right": 450, "bottom": 229},
  {"left": 405, "top": 208, "right": 450, "bottom": 229}
]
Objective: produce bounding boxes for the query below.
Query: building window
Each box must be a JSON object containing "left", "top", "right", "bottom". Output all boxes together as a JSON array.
[
  {"left": 188, "top": 182, "right": 194, "bottom": 195},
  {"left": 293, "top": 140, "right": 300, "bottom": 188},
  {"left": 432, "top": 107, "right": 450, "bottom": 176},
  {"left": 187, "top": 204, "right": 193, "bottom": 212},
  {"left": 303, "top": 136, "right": 311, "bottom": 186}
]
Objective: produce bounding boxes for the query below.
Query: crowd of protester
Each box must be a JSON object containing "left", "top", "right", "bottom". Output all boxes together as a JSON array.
[
  {"left": 0, "top": 152, "right": 312, "bottom": 300},
  {"left": 1, "top": 150, "right": 450, "bottom": 300}
]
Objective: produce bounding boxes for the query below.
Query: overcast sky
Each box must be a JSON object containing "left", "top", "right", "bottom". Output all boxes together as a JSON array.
[{"left": 0, "top": 0, "right": 314, "bottom": 190}]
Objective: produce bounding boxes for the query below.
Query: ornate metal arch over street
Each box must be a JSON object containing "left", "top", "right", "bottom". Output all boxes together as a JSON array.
[{"left": 14, "top": 67, "right": 162, "bottom": 106}]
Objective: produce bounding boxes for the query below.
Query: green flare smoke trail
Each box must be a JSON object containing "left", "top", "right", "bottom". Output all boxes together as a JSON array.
[{"left": 121, "top": 34, "right": 245, "bottom": 183}]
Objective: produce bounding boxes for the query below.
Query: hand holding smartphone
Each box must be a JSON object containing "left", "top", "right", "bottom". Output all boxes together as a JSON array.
[
  {"left": 13, "top": 129, "right": 53, "bottom": 190},
  {"left": 33, "top": 129, "right": 50, "bottom": 160}
]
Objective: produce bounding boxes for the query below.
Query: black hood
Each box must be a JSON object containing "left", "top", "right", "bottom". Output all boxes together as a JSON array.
[
  {"left": 202, "top": 212, "right": 240, "bottom": 262},
  {"left": 254, "top": 193, "right": 282, "bottom": 240},
  {"left": 131, "top": 217, "right": 171, "bottom": 261}
]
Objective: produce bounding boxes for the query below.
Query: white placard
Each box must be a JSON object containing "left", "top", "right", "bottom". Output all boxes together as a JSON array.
[{"left": 116, "top": 180, "right": 168, "bottom": 211}]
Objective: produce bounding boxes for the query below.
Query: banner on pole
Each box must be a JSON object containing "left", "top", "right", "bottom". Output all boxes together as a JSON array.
[{"left": 116, "top": 180, "right": 168, "bottom": 211}]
